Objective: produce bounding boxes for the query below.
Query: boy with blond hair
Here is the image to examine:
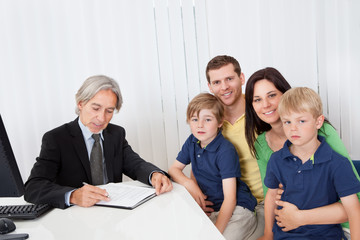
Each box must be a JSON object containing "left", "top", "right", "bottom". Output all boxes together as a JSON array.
[
  {"left": 169, "top": 93, "right": 258, "bottom": 240},
  {"left": 261, "top": 87, "right": 360, "bottom": 239}
]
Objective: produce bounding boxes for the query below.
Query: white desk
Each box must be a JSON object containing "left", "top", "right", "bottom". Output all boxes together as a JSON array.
[{"left": 0, "top": 182, "right": 225, "bottom": 240}]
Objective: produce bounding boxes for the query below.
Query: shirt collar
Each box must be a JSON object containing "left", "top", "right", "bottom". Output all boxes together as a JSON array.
[
  {"left": 280, "top": 135, "right": 332, "bottom": 164},
  {"left": 223, "top": 113, "right": 245, "bottom": 126},
  {"left": 191, "top": 131, "right": 223, "bottom": 152},
  {"left": 78, "top": 118, "right": 104, "bottom": 141}
]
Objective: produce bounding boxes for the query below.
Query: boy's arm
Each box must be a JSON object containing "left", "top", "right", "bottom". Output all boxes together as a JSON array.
[
  {"left": 190, "top": 170, "right": 214, "bottom": 215},
  {"left": 340, "top": 194, "right": 360, "bottom": 240},
  {"left": 258, "top": 188, "right": 277, "bottom": 240},
  {"left": 215, "top": 178, "right": 236, "bottom": 233},
  {"left": 168, "top": 160, "right": 207, "bottom": 209},
  {"left": 275, "top": 184, "right": 348, "bottom": 230},
  {"left": 275, "top": 200, "right": 347, "bottom": 230}
]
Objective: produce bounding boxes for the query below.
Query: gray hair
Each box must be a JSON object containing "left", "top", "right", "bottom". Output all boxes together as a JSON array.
[{"left": 75, "top": 75, "right": 123, "bottom": 115}]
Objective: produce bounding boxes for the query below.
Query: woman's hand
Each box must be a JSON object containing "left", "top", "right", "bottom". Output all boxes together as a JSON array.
[
  {"left": 275, "top": 200, "right": 302, "bottom": 231},
  {"left": 274, "top": 183, "right": 303, "bottom": 231},
  {"left": 275, "top": 183, "right": 284, "bottom": 200}
]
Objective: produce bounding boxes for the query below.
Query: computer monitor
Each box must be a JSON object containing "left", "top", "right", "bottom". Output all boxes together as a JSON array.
[{"left": 0, "top": 114, "right": 24, "bottom": 197}]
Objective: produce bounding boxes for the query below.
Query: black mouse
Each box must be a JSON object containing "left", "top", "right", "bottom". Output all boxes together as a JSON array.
[{"left": 0, "top": 218, "right": 16, "bottom": 234}]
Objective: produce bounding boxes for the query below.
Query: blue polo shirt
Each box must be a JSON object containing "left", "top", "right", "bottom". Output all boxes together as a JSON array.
[
  {"left": 177, "top": 132, "right": 256, "bottom": 212},
  {"left": 265, "top": 135, "right": 360, "bottom": 239}
]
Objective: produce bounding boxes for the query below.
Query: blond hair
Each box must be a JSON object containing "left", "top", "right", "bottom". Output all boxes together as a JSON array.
[
  {"left": 278, "top": 87, "right": 323, "bottom": 118},
  {"left": 186, "top": 93, "right": 224, "bottom": 124}
]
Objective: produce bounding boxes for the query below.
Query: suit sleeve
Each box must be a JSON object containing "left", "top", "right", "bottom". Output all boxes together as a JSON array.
[{"left": 24, "top": 131, "right": 74, "bottom": 209}]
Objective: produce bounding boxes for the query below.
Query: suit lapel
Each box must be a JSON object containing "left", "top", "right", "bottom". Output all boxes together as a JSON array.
[
  {"left": 68, "top": 118, "right": 93, "bottom": 183},
  {"left": 103, "top": 129, "right": 115, "bottom": 183}
]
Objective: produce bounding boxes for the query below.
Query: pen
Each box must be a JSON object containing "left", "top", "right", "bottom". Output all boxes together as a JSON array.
[{"left": 82, "top": 182, "right": 110, "bottom": 198}]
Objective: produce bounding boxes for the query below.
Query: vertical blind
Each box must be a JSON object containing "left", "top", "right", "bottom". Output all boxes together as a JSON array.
[{"left": 0, "top": 0, "right": 359, "bottom": 180}]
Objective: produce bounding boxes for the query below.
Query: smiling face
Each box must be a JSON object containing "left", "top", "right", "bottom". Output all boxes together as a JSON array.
[
  {"left": 189, "top": 109, "right": 223, "bottom": 148},
  {"left": 207, "top": 63, "right": 245, "bottom": 107},
  {"left": 78, "top": 89, "right": 117, "bottom": 133},
  {"left": 252, "top": 79, "right": 284, "bottom": 126},
  {"left": 281, "top": 111, "right": 324, "bottom": 148}
]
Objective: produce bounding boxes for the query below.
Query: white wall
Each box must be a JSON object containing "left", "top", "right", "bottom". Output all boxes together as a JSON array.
[{"left": 0, "top": 0, "right": 359, "bottom": 181}]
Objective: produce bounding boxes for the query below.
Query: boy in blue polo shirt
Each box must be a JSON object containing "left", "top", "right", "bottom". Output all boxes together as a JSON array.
[
  {"left": 168, "top": 93, "right": 257, "bottom": 240},
  {"left": 262, "top": 87, "right": 360, "bottom": 240}
]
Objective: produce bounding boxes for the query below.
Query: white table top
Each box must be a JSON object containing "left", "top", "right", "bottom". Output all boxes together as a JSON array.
[{"left": 0, "top": 182, "right": 225, "bottom": 240}]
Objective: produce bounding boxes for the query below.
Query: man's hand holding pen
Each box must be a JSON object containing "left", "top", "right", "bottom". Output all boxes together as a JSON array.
[{"left": 70, "top": 183, "right": 110, "bottom": 207}]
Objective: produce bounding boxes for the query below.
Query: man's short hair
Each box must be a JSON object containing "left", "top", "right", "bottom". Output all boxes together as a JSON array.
[
  {"left": 186, "top": 93, "right": 224, "bottom": 124},
  {"left": 278, "top": 87, "right": 323, "bottom": 118},
  {"left": 75, "top": 75, "right": 123, "bottom": 115},
  {"left": 206, "top": 55, "right": 241, "bottom": 83}
]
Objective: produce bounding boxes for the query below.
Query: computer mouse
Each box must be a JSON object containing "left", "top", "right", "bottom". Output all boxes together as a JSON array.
[{"left": 0, "top": 218, "right": 16, "bottom": 234}]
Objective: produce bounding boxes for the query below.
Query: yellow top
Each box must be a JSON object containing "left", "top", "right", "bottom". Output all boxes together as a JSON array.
[{"left": 222, "top": 114, "right": 264, "bottom": 202}]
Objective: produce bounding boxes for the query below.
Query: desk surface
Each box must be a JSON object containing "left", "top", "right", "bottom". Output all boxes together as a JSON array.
[{"left": 0, "top": 182, "right": 224, "bottom": 240}]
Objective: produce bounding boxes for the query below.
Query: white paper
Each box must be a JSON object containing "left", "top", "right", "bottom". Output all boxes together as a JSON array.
[{"left": 96, "top": 182, "right": 156, "bottom": 209}]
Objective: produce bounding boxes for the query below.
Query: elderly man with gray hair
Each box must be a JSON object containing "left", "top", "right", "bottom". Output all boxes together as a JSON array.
[{"left": 25, "top": 75, "right": 172, "bottom": 209}]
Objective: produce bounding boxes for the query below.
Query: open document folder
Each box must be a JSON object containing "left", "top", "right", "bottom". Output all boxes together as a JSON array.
[{"left": 95, "top": 182, "right": 156, "bottom": 209}]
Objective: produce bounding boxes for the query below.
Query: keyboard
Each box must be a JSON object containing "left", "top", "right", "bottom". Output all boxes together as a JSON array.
[{"left": 0, "top": 203, "right": 53, "bottom": 220}]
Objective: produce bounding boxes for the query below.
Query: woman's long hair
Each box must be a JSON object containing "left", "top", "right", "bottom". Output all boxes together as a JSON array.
[{"left": 244, "top": 67, "right": 291, "bottom": 156}]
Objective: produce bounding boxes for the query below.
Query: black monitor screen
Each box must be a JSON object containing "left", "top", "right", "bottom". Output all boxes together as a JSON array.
[{"left": 0, "top": 115, "right": 24, "bottom": 197}]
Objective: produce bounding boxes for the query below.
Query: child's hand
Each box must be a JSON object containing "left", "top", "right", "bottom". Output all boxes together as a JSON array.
[
  {"left": 184, "top": 180, "right": 207, "bottom": 209},
  {"left": 203, "top": 200, "right": 214, "bottom": 216}
]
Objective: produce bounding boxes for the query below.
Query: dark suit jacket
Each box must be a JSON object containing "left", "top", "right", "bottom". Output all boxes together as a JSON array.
[{"left": 24, "top": 118, "right": 164, "bottom": 209}]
